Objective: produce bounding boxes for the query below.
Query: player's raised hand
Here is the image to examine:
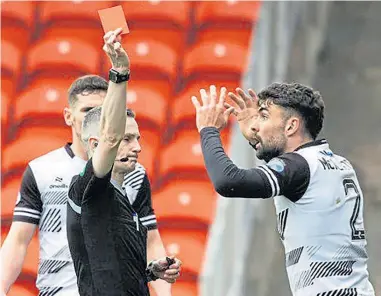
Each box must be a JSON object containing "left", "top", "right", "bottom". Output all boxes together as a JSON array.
[
  {"left": 191, "top": 85, "right": 235, "bottom": 132},
  {"left": 102, "top": 28, "right": 130, "bottom": 73},
  {"left": 226, "top": 88, "right": 259, "bottom": 142}
]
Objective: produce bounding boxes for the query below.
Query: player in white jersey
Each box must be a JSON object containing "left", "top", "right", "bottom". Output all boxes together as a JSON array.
[
  {"left": 191, "top": 83, "right": 375, "bottom": 296},
  {"left": 1, "top": 73, "right": 171, "bottom": 295}
]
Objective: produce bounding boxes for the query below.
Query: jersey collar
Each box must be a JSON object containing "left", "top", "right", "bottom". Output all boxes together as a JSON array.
[{"left": 294, "top": 139, "right": 328, "bottom": 151}]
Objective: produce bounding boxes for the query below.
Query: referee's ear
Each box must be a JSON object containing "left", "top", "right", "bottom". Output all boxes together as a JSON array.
[{"left": 88, "top": 137, "right": 99, "bottom": 154}]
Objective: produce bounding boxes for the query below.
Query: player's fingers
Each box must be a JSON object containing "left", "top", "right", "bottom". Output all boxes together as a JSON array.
[
  {"left": 224, "top": 107, "right": 235, "bottom": 120},
  {"left": 191, "top": 96, "right": 201, "bottom": 110},
  {"left": 209, "top": 85, "right": 217, "bottom": 106},
  {"left": 236, "top": 88, "right": 252, "bottom": 107},
  {"left": 224, "top": 102, "right": 238, "bottom": 116},
  {"left": 200, "top": 88, "right": 209, "bottom": 106},
  {"left": 248, "top": 88, "right": 259, "bottom": 106},
  {"left": 217, "top": 86, "right": 227, "bottom": 107},
  {"left": 228, "top": 91, "right": 245, "bottom": 110}
]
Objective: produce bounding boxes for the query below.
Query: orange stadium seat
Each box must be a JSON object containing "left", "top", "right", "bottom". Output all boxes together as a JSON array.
[
  {"left": 160, "top": 229, "right": 207, "bottom": 275},
  {"left": 183, "top": 40, "right": 249, "bottom": 78},
  {"left": 2, "top": 126, "right": 72, "bottom": 172},
  {"left": 1, "top": 26, "right": 30, "bottom": 53},
  {"left": 172, "top": 80, "right": 239, "bottom": 126},
  {"left": 15, "top": 78, "right": 72, "bottom": 124},
  {"left": 159, "top": 129, "right": 230, "bottom": 177},
  {"left": 1, "top": 40, "right": 22, "bottom": 77},
  {"left": 127, "top": 81, "right": 169, "bottom": 129},
  {"left": 40, "top": 1, "right": 111, "bottom": 23},
  {"left": 153, "top": 180, "right": 217, "bottom": 226},
  {"left": 138, "top": 128, "right": 160, "bottom": 178},
  {"left": 2, "top": 91, "right": 10, "bottom": 126},
  {"left": 2, "top": 76, "right": 16, "bottom": 98},
  {"left": 103, "top": 38, "right": 178, "bottom": 80},
  {"left": 121, "top": 1, "right": 191, "bottom": 28},
  {"left": 27, "top": 37, "right": 100, "bottom": 76},
  {"left": 2, "top": 176, "right": 22, "bottom": 218},
  {"left": 1, "top": 1, "right": 35, "bottom": 27},
  {"left": 195, "top": 1, "right": 260, "bottom": 26},
  {"left": 197, "top": 28, "right": 253, "bottom": 48},
  {"left": 171, "top": 281, "right": 198, "bottom": 296},
  {"left": 8, "top": 285, "right": 36, "bottom": 296}
]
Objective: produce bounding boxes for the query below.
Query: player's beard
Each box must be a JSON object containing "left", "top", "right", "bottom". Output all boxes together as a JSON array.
[{"left": 256, "top": 133, "right": 287, "bottom": 163}]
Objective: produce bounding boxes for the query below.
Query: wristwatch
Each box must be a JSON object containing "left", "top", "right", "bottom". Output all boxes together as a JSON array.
[{"left": 109, "top": 69, "right": 130, "bottom": 83}]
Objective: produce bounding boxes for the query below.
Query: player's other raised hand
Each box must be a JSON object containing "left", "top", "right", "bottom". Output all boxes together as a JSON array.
[{"left": 103, "top": 28, "right": 130, "bottom": 73}]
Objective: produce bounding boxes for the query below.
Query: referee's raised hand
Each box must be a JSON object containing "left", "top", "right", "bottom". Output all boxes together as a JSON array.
[{"left": 102, "top": 28, "right": 130, "bottom": 73}]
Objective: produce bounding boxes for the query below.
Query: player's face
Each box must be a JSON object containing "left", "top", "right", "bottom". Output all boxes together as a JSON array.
[
  {"left": 64, "top": 91, "right": 106, "bottom": 142},
  {"left": 252, "top": 103, "right": 287, "bottom": 162},
  {"left": 114, "top": 117, "right": 142, "bottom": 174}
]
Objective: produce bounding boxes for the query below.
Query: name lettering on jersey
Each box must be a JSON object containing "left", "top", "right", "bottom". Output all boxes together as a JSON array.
[
  {"left": 318, "top": 157, "right": 352, "bottom": 171},
  {"left": 49, "top": 184, "right": 69, "bottom": 189}
]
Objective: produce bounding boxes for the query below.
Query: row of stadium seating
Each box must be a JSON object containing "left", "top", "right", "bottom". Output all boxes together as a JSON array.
[{"left": 1, "top": 1, "right": 259, "bottom": 295}]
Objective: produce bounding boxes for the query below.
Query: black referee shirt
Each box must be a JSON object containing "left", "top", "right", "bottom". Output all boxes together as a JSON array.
[{"left": 67, "top": 159, "right": 149, "bottom": 296}]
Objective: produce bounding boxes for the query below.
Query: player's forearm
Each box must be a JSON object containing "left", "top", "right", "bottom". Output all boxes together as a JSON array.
[
  {"left": 99, "top": 77, "right": 128, "bottom": 145},
  {"left": 0, "top": 239, "right": 28, "bottom": 293},
  {"left": 200, "top": 127, "right": 269, "bottom": 198},
  {"left": 147, "top": 230, "right": 172, "bottom": 295}
]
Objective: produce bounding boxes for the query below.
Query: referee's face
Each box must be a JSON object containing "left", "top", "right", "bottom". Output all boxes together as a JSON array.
[{"left": 114, "top": 117, "right": 142, "bottom": 174}]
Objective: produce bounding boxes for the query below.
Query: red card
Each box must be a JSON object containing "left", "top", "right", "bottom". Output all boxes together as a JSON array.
[{"left": 98, "top": 5, "right": 129, "bottom": 35}]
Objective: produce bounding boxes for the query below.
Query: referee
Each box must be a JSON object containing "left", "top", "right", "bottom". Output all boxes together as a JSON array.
[{"left": 67, "top": 28, "right": 181, "bottom": 296}]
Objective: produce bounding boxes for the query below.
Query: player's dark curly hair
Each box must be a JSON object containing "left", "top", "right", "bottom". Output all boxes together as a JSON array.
[{"left": 257, "top": 82, "right": 325, "bottom": 139}]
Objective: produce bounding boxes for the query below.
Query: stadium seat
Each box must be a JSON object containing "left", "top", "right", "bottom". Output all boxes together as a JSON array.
[
  {"left": 1, "top": 1, "right": 35, "bottom": 27},
  {"left": 2, "top": 91, "right": 10, "bottom": 126},
  {"left": 7, "top": 285, "right": 36, "bottom": 296},
  {"left": 197, "top": 28, "right": 253, "bottom": 48},
  {"left": 1, "top": 176, "right": 22, "bottom": 218},
  {"left": 121, "top": 1, "right": 191, "bottom": 28},
  {"left": 172, "top": 80, "right": 239, "bottom": 126},
  {"left": 159, "top": 129, "right": 230, "bottom": 177},
  {"left": 153, "top": 180, "right": 217, "bottom": 226},
  {"left": 171, "top": 281, "right": 198, "bottom": 296},
  {"left": 15, "top": 78, "right": 72, "bottom": 124},
  {"left": 195, "top": 1, "right": 260, "bottom": 27},
  {"left": 138, "top": 128, "right": 160, "bottom": 178},
  {"left": 103, "top": 37, "right": 178, "bottom": 80},
  {"left": 1, "top": 40, "right": 22, "bottom": 77},
  {"left": 2, "top": 126, "right": 72, "bottom": 172},
  {"left": 183, "top": 40, "right": 249, "bottom": 78},
  {"left": 40, "top": 2, "right": 112, "bottom": 23},
  {"left": 127, "top": 81, "right": 169, "bottom": 129},
  {"left": 160, "top": 229, "right": 207, "bottom": 275},
  {"left": 27, "top": 37, "right": 100, "bottom": 76},
  {"left": 1, "top": 26, "right": 30, "bottom": 53}
]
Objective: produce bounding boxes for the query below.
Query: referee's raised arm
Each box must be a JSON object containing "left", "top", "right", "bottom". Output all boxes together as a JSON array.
[{"left": 92, "top": 28, "right": 130, "bottom": 178}]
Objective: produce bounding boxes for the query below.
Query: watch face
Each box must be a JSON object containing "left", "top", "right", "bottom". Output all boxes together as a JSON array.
[{"left": 109, "top": 70, "right": 117, "bottom": 82}]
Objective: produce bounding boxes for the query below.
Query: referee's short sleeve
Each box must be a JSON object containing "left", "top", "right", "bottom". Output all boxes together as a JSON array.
[
  {"left": 69, "top": 158, "right": 112, "bottom": 205},
  {"left": 13, "top": 165, "right": 42, "bottom": 224},
  {"left": 258, "top": 153, "right": 310, "bottom": 202}
]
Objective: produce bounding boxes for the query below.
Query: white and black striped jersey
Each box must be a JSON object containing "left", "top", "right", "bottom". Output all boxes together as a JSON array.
[
  {"left": 12, "top": 144, "right": 156, "bottom": 295},
  {"left": 200, "top": 128, "right": 375, "bottom": 296}
]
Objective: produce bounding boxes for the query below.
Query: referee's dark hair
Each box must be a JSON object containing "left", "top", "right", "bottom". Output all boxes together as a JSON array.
[
  {"left": 68, "top": 75, "right": 108, "bottom": 107},
  {"left": 257, "top": 82, "right": 325, "bottom": 140}
]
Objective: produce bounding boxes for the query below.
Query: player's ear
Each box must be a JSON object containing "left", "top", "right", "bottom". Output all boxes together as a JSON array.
[
  {"left": 63, "top": 107, "right": 73, "bottom": 127},
  {"left": 285, "top": 117, "right": 299, "bottom": 137}
]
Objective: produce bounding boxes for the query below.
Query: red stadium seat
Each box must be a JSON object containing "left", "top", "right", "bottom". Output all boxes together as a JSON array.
[
  {"left": 1, "top": 1, "right": 35, "bottom": 27},
  {"left": 171, "top": 281, "right": 198, "bottom": 296},
  {"left": 121, "top": 1, "right": 191, "bottom": 28},
  {"left": 104, "top": 37, "right": 178, "bottom": 80},
  {"left": 8, "top": 285, "right": 36, "bottom": 296},
  {"left": 195, "top": 1, "right": 260, "bottom": 26},
  {"left": 138, "top": 129, "right": 160, "bottom": 178},
  {"left": 1, "top": 26, "right": 30, "bottom": 53},
  {"left": 183, "top": 40, "right": 249, "bottom": 78},
  {"left": 153, "top": 180, "right": 217, "bottom": 226},
  {"left": 127, "top": 80, "right": 169, "bottom": 129},
  {"left": 2, "top": 126, "right": 72, "bottom": 172},
  {"left": 1, "top": 76, "right": 16, "bottom": 98},
  {"left": 27, "top": 37, "right": 100, "bottom": 75},
  {"left": 1, "top": 40, "right": 22, "bottom": 77},
  {"left": 172, "top": 80, "right": 239, "bottom": 125},
  {"left": 159, "top": 129, "right": 230, "bottom": 177},
  {"left": 160, "top": 229, "right": 207, "bottom": 275},
  {"left": 40, "top": 1, "right": 111, "bottom": 23},
  {"left": 197, "top": 28, "right": 253, "bottom": 48},
  {"left": 1, "top": 176, "right": 22, "bottom": 218},
  {"left": 15, "top": 78, "right": 72, "bottom": 124}
]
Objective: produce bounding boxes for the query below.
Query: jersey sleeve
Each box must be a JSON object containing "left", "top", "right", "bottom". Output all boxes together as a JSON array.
[
  {"left": 258, "top": 153, "right": 310, "bottom": 201},
  {"left": 68, "top": 158, "right": 112, "bottom": 206},
  {"left": 13, "top": 165, "right": 42, "bottom": 224},
  {"left": 132, "top": 174, "right": 157, "bottom": 230}
]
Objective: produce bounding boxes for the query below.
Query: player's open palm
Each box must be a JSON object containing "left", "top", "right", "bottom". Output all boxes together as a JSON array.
[
  {"left": 103, "top": 28, "right": 130, "bottom": 72},
  {"left": 226, "top": 88, "right": 259, "bottom": 142}
]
